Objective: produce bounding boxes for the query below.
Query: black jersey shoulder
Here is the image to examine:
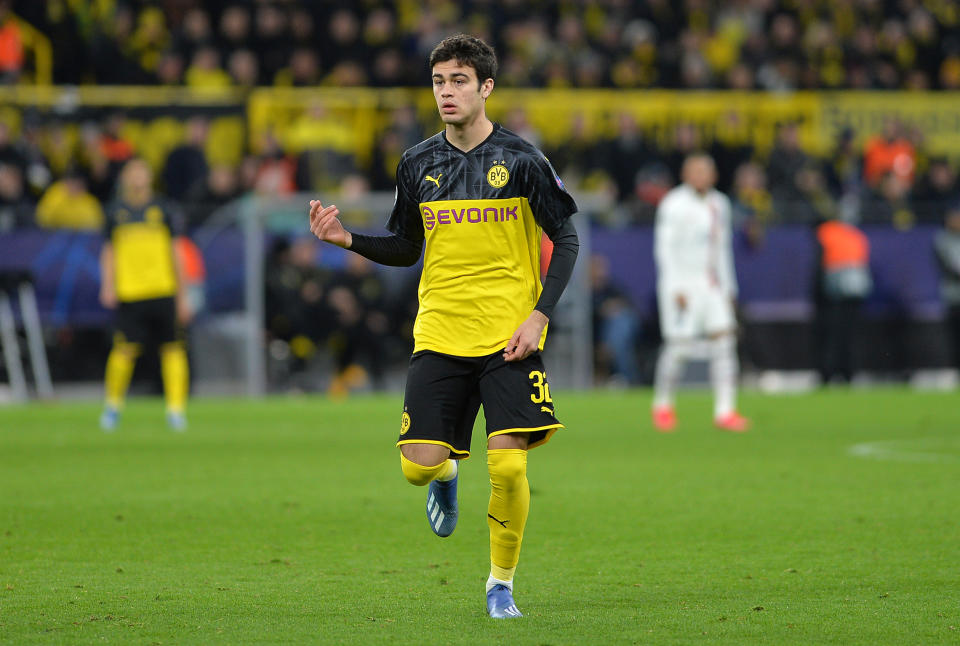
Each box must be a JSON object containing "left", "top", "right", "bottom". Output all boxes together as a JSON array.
[
  {"left": 104, "top": 197, "right": 184, "bottom": 235},
  {"left": 398, "top": 132, "right": 447, "bottom": 169},
  {"left": 487, "top": 125, "right": 543, "bottom": 158}
]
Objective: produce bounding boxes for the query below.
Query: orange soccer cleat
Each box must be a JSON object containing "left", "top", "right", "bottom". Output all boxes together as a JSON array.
[
  {"left": 714, "top": 412, "right": 750, "bottom": 432},
  {"left": 652, "top": 406, "right": 677, "bottom": 432}
]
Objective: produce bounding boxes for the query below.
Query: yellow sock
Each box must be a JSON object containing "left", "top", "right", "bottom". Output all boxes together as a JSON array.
[
  {"left": 400, "top": 452, "right": 456, "bottom": 486},
  {"left": 487, "top": 449, "right": 529, "bottom": 582},
  {"left": 104, "top": 342, "right": 139, "bottom": 409},
  {"left": 160, "top": 342, "right": 189, "bottom": 414}
]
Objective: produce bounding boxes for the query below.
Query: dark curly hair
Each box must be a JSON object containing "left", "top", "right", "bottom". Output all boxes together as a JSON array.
[{"left": 428, "top": 34, "right": 498, "bottom": 85}]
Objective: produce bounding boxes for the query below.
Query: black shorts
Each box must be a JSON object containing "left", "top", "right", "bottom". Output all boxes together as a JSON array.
[
  {"left": 396, "top": 349, "right": 563, "bottom": 459},
  {"left": 114, "top": 297, "right": 181, "bottom": 348}
]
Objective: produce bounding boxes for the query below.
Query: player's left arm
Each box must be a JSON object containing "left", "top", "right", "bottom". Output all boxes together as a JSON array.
[
  {"left": 717, "top": 194, "right": 739, "bottom": 301},
  {"left": 503, "top": 219, "right": 580, "bottom": 362},
  {"left": 166, "top": 201, "right": 193, "bottom": 324},
  {"left": 99, "top": 207, "right": 117, "bottom": 308},
  {"left": 504, "top": 153, "right": 579, "bottom": 362},
  {"left": 503, "top": 220, "right": 580, "bottom": 361}
]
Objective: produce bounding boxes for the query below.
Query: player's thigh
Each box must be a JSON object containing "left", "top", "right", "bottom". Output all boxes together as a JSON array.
[
  {"left": 658, "top": 289, "right": 699, "bottom": 339},
  {"left": 702, "top": 290, "right": 736, "bottom": 336},
  {"left": 146, "top": 297, "right": 180, "bottom": 346},
  {"left": 114, "top": 301, "right": 151, "bottom": 347},
  {"left": 478, "top": 352, "right": 561, "bottom": 447},
  {"left": 397, "top": 352, "right": 482, "bottom": 460}
]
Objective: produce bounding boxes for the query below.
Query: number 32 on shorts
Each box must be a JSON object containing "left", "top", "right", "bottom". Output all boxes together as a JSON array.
[{"left": 528, "top": 370, "right": 552, "bottom": 404}]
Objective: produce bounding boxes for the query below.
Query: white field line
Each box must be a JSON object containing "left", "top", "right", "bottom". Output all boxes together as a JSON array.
[{"left": 848, "top": 438, "right": 960, "bottom": 464}]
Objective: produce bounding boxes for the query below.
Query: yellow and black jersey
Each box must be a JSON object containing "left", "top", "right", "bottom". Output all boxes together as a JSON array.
[
  {"left": 388, "top": 124, "right": 578, "bottom": 357},
  {"left": 104, "top": 198, "right": 184, "bottom": 303}
]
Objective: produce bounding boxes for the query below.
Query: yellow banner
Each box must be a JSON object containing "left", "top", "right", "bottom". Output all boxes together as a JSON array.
[{"left": 3, "top": 87, "right": 960, "bottom": 168}]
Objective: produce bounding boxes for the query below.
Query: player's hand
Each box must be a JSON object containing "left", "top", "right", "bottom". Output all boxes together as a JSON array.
[
  {"left": 99, "top": 286, "right": 117, "bottom": 309},
  {"left": 674, "top": 293, "right": 687, "bottom": 311},
  {"left": 503, "top": 310, "right": 549, "bottom": 362},
  {"left": 308, "top": 199, "right": 352, "bottom": 249},
  {"left": 176, "top": 292, "right": 193, "bottom": 325}
]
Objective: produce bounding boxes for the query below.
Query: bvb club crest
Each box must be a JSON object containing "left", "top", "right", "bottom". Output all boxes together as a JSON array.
[
  {"left": 145, "top": 205, "right": 164, "bottom": 224},
  {"left": 487, "top": 161, "right": 509, "bottom": 188},
  {"left": 400, "top": 412, "right": 411, "bottom": 435}
]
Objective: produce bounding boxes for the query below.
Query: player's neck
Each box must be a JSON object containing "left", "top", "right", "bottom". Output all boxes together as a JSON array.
[
  {"left": 124, "top": 192, "right": 151, "bottom": 208},
  {"left": 445, "top": 115, "right": 494, "bottom": 153}
]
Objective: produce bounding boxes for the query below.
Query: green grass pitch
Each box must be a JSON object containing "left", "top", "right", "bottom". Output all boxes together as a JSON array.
[{"left": 1, "top": 389, "right": 958, "bottom": 645}]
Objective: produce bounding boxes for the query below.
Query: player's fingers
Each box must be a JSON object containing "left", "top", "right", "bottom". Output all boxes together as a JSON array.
[
  {"left": 308, "top": 200, "right": 322, "bottom": 222},
  {"left": 516, "top": 340, "right": 533, "bottom": 361},
  {"left": 503, "top": 331, "right": 522, "bottom": 361},
  {"left": 315, "top": 209, "right": 340, "bottom": 233},
  {"left": 314, "top": 206, "right": 338, "bottom": 229}
]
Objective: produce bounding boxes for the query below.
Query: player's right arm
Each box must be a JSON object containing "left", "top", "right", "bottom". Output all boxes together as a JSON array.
[
  {"left": 99, "top": 242, "right": 117, "bottom": 309},
  {"left": 307, "top": 198, "right": 423, "bottom": 267},
  {"left": 654, "top": 191, "right": 686, "bottom": 309},
  {"left": 308, "top": 200, "right": 350, "bottom": 248},
  {"left": 307, "top": 154, "right": 424, "bottom": 267}
]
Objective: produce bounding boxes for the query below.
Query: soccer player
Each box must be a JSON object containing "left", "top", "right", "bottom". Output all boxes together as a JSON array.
[
  {"left": 307, "top": 34, "right": 579, "bottom": 618},
  {"left": 651, "top": 153, "right": 749, "bottom": 432},
  {"left": 99, "top": 158, "right": 191, "bottom": 431}
]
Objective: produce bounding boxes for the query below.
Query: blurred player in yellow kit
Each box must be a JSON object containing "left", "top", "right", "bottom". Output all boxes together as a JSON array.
[{"left": 99, "top": 158, "right": 191, "bottom": 431}]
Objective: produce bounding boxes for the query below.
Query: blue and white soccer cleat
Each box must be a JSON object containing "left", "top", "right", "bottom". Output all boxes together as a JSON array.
[
  {"left": 166, "top": 411, "right": 188, "bottom": 432},
  {"left": 425, "top": 470, "right": 458, "bottom": 537},
  {"left": 99, "top": 407, "right": 119, "bottom": 432},
  {"left": 486, "top": 584, "right": 523, "bottom": 618}
]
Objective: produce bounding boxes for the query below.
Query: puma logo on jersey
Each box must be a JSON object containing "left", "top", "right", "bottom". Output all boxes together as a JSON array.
[
  {"left": 425, "top": 174, "right": 443, "bottom": 187},
  {"left": 541, "top": 406, "right": 553, "bottom": 414}
]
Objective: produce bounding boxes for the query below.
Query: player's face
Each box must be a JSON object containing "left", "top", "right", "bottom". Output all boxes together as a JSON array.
[
  {"left": 121, "top": 161, "right": 153, "bottom": 202},
  {"left": 683, "top": 158, "right": 716, "bottom": 193},
  {"left": 432, "top": 60, "right": 493, "bottom": 127}
]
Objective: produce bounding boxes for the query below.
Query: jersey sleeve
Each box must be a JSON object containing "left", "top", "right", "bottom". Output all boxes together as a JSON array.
[
  {"left": 716, "top": 194, "right": 738, "bottom": 297},
  {"left": 385, "top": 154, "right": 424, "bottom": 243},
  {"left": 654, "top": 193, "right": 679, "bottom": 278},
  {"left": 526, "top": 152, "right": 577, "bottom": 237}
]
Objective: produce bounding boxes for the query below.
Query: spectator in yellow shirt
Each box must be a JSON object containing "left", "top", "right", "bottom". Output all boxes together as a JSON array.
[{"left": 35, "top": 168, "right": 104, "bottom": 230}]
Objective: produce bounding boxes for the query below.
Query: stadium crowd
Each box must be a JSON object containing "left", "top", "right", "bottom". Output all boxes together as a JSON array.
[
  {"left": 0, "top": 104, "right": 954, "bottom": 234},
  {"left": 1, "top": 0, "right": 958, "bottom": 234},
  {"left": 5, "top": 0, "right": 960, "bottom": 91}
]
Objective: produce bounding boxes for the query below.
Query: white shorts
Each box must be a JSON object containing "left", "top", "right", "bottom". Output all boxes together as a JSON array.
[{"left": 658, "top": 287, "right": 735, "bottom": 340}]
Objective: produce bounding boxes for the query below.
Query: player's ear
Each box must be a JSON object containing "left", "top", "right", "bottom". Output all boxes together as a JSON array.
[{"left": 480, "top": 78, "right": 494, "bottom": 99}]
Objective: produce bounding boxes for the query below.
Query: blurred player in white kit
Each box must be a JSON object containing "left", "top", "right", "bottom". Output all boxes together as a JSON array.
[{"left": 651, "top": 153, "right": 750, "bottom": 432}]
